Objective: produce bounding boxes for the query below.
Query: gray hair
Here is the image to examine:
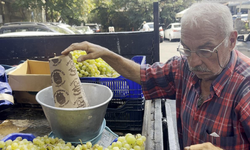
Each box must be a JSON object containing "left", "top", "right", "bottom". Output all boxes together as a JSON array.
[{"left": 181, "top": 2, "right": 234, "bottom": 46}]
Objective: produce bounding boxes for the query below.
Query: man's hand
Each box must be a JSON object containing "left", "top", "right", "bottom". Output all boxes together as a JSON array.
[
  {"left": 61, "top": 41, "right": 110, "bottom": 62},
  {"left": 184, "top": 142, "right": 223, "bottom": 150}
]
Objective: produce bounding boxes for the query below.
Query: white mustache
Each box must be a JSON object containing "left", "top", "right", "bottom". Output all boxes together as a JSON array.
[{"left": 189, "top": 65, "right": 211, "bottom": 72}]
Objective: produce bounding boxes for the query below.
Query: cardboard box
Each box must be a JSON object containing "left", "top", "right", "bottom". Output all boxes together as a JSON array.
[
  {"left": 13, "top": 91, "right": 39, "bottom": 104},
  {"left": 8, "top": 60, "right": 51, "bottom": 104}
]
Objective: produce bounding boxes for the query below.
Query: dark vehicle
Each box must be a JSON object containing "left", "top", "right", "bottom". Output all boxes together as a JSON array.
[
  {"left": 236, "top": 34, "right": 250, "bottom": 57},
  {"left": 85, "top": 23, "right": 101, "bottom": 32},
  {"left": 0, "top": 22, "right": 60, "bottom": 34}
]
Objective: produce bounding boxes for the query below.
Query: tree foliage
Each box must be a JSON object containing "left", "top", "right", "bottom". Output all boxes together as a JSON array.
[
  {"left": 43, "top": 0, "right": 93, "bottom": 25},
  {"left": 9, "top": 0, "right": 195, "bottom": 30},
  {"left": 87, "top": 0, "right": 194, "bottom": 31},
  {"left": 88, "top": 0, "right": 155, "bottom": 31},
  {"left": 159, "top": 0, "right": 194, "bottom": 27}
]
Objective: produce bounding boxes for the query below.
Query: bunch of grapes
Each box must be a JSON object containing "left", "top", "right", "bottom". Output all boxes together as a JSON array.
[
  {"left": 70, "top": 50, "right": 120, "bottom": 78},
  {"left": 0, "top": 133, "right": 146, "bottom": 150},
  {"left": 104, "top": 133, "right": 146, "bottom": 150},
  {"left": 0, "top": 135, "right": 103, "bottom": 150}
]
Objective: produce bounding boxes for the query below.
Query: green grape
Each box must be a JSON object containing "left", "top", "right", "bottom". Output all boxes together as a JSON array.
[
  {"left": 64, "top": 146, "right": 71, "bottom": 150},
  {"left": 126, "top": 135, "right": 136, "bottom": 145},
  {"left": 78, "top": 73, "right": 82, "bottom": 77},
  {"left": 123, "top": 143, "right": 131, "bottom": 149},
  {"left": 107, "top": 145, "right": 112, "bottom": 149},
  {"left": 27, "top": 143, "right": 34, "bottom": 149},
  {"left": 125, "top": 133, "right": 132, "bottom": 138},
  {"left": 116, "top": 141, "right": 122, "bottom": 148},
  {"left": 121, "top": 140, "right": 128, "bottom": 146},
  {"left": 134, "top": 145, "right": 141, "bottom": 150},
  {"left": 6, "top": 145, "right": 12, "bottom": 150},
  {"left": 40, "top": 145, "right": 47, "bottom": 150},
  {"left": 73, "top": 58, "right": 77, "bottom": 63},
  {"left": 97, "top": 145, "right": 103, "bottom": 150},
  {"left": 86, "top": 141, "right": 92, "bottom": 148},
  {"left": 89, "top": 59, "right": 95, "bottom": 64},
  {"left": 19, "top": 145, "right": 27, "bottom": 150},
  {"left": 22, "top": 139, "right": 28, "bottom": 144},
  {"left": 141, "top": 136, "right": 146, "bottom": 142},
  {"left": 78, "top": 62, "right": 83, "bottom": 67},
  {"left": 32, "top": 139, "right": 39, "bottom": 145},
  {"left": 92, "top": 144, "right": 100, "bottom": 149},
  {"left": 11, "top": 142, "right": 19, "bottom": 149},
  {"left": 16, "top": 137, "right": 22, "bottom": 141},
  {"left": 5, "top": 140, "right": 12, "bottom": 146},
  {"left": 81, "top": 144, "right": 87, "bottom": 150},
  {"left": 140, "top": 145, "right": 145, "bottom": 150},
  {"left": 112, "top": 147, "right": 119, "bottom": 150},
  {"left": 53, "top": 146, "right": 60, "bottom": 150},
  {"left": 80, "top": 70, "right": 85, "bottom": 74},
  {"left": 118, "top": 136, "right": 125, "bottom": 143},
  {"left": 75, "top": 145, "right": 82, "bottom": 150},
  {"left": 75, "top": 64, "right": 80, "bottom": 70},
  {"left": 66, "top": 142, "right": 72, "bottom": 147},
  {"left": 111, "top": 142, "right": 117, "bottom": 148},
  {"left": 45, "top": 138, "right": 50, "bottom": 144},
  {"left": 50, "top": 138, "right": 56, "bottom": 144},
  {"left": 135, "top": 134, "right": 141, "bottom": 139},
  {"left": 136, "top": 138, "right": 143, "bottom": 146},
  {"left": 102, "top": 67, "right": 107, "bottom": 72},
  {"left": 0, "top": 141, "right": 5, "bottom": 148},
  {"left": 81, "top": 65, "right": 87, "bottom": 70}
]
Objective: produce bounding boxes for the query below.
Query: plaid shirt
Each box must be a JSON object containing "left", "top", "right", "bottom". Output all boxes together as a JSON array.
[{"left": 140, "top": 50, "right": 250, "bottom": 150}]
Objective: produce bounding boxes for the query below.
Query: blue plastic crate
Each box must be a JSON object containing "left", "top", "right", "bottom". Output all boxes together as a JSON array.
[
  {"left": 80, "top": 55, "right": 146, "bottom": 99},
  {"left": 105, "top": 98, "right": 144, "bottom": 132},
  {"left": 1, "top": 133, "right": 35, "bottom": 142}
]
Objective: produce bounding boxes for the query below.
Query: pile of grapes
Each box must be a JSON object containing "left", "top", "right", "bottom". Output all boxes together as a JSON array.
[
  {"left": 105, "top": 133, "right": 146, "bottom": 150},
  {"left": 70, "top": 50, "right": 120, "bottom": 78},
  {"left": 0, "top": 133, "right": 146, "bottom": 150}
]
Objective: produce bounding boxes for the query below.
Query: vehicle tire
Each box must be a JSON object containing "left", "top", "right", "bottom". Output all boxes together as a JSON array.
[
  {"left": 160, "top": 37, "right": 163, "bottom": 43},
  {"left": 169, "top": 34, "right": 172, "bottom": 42}
]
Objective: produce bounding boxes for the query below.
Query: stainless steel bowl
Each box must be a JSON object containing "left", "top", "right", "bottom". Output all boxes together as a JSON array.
[{"left": 36, "top": 83, "right": 113, "bottom": 142}]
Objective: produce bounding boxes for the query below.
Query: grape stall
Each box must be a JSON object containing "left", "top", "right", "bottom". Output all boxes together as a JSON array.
[{"left": 0, "top": 3, "right": 178, "bottom": 149}]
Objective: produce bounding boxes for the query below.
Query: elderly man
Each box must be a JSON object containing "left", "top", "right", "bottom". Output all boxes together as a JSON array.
[{"left": 62, "top": 2, "right": 250, "bottom": 150}]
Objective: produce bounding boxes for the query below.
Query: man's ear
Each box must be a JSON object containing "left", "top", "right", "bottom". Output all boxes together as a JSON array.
[{"left": 229, "top": 31, "right": 238, "bottom": 49}]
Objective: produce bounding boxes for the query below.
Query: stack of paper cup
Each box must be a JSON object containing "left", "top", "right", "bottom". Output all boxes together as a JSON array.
[{"left": 49, "top": 53, "right": 89, "bottom": 108}]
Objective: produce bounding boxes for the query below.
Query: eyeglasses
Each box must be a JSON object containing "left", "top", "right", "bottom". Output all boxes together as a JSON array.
[{"left": 177, "top": 37, "right": 227, "bottom": 58}]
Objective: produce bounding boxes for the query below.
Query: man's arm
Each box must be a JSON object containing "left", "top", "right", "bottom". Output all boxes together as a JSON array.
[{"left": 61, "top": 41, "right": 141, "bottom": 84}]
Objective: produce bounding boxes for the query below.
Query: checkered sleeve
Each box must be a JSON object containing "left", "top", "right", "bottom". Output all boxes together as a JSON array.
[
  {"left": 140, "top": 56, "right": 182, "bottom": 100},
  {"left": 236, "top": 83, "right": 250, "bottom": 143}
]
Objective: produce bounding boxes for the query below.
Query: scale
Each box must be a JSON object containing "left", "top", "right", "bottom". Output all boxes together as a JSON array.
[{"left": 48, "top": 119, "right": 118, "bottom": 148}]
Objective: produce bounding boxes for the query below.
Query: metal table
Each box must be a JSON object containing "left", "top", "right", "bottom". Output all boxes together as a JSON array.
[
  {"left": 142, "top": 99, "right": 179, "bottom": 150},
  {"left": 0, "top": 99, "right": 179, "bottom": 149}
]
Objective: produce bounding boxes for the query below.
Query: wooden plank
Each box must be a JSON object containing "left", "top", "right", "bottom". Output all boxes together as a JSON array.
[
  {"left": 165, "top": 101, "right": 179, "bottom": 150},
  {"left": 154, "top": 99, "right": 163, "bottom": 150},
  {"left": 142, "top": 100, "right": 152, "bottom": 150},
  {"left": 142, "top": 99, "right": 164, "bottom": 150}
]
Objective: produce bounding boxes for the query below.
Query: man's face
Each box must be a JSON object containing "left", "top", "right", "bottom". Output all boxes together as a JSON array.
[{"left": 181, "top": 26, "right": 232, "bottom": 81}]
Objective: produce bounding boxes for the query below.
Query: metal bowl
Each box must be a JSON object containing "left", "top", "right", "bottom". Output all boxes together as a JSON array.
[{"left": 36, "top": 83, "right": 113, "bottom": 142}]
